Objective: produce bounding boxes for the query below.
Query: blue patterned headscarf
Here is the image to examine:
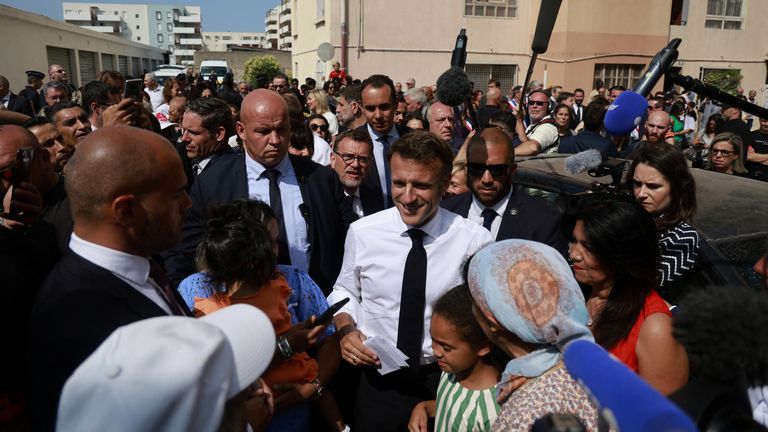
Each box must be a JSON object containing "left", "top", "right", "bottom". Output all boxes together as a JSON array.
[{"left": 467, "top": 239, "right": 593, "bottom": 388}]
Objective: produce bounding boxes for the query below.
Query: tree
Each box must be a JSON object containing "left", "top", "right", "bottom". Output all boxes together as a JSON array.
[
  {"left": 242, "top": 55, "right": 283, "bottom": 88},
  {"left": 702, "top": 69, "right": 742, "bottom": 95}
]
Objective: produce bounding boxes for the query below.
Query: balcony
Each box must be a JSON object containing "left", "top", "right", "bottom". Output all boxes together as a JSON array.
[
  {"left": 63, "top": 10, "right": 86, "bottom": 20},
  {"left": 172, "top": 27, "right": 196, "bottom": 34},
  {"left": 94, "top": 14, "right": 121, "bottom": 22},
  {"left": 279, "top": 26, "right": 291, "bottom": 38},
  {"left": 176, "top": 15, "right": 201, "bottom": 23},
  {"left": 173, "top": 49, "right": 195, "bottom": 56},
  {"left": 82, "top": 25, "right": 120, "bottom": 33},
  {"left": 279, "top": 13, "right": 290, "bottom": 26},
  {"left": 280, "top": 1, "right": 291, "bottom": 14},
  {"left": 179, "top": 38, "right": 202, "bottom": 45}
]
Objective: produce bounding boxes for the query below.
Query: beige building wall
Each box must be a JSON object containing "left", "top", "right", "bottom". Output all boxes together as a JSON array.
[
  {"left": 0, "top": 4, "right": 166, "bottom": 88},
  {"left": 291, "top": 0, "right": 333, "bottom": 81},
  {"left": 290, "top": 0, "right": 679, "bottom": 93},
  {"left": 671, "top": 0, "right": 768, "bottom": 104}
]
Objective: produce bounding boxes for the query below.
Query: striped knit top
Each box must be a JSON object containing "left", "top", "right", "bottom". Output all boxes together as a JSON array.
[
  {"left": 658, "top": 222, "right": 700, "bottom": 288},
  {"left": 434, "top": 372, "right": 500, "bottom": 432}
]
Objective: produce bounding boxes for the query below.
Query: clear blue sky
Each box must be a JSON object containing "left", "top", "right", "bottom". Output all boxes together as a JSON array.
[{"left": 2, "top": 0, "right": 278, "bottom": 32}]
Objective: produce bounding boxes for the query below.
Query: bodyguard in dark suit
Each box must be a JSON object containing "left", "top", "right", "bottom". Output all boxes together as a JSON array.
[
  {"left": 356, "top": 74, "right": 411, "bottom": 208},
  {"left": 441, "top": 128, "right": 566, "bottom": 252},
  {"left": 19, "top": 70, "right": 45, "bottom": 115},
  {"left": 330, "top": 129, "right": 385, "bottom": 218},
  {"left": 26, "top": 127, "right": 193, "bottom": 431},
  {"left": 0, "top": 75, "right": 33, "bottom": 116},
  {"left": 163, "top": 89, "right": 356, "bottom": 294}
]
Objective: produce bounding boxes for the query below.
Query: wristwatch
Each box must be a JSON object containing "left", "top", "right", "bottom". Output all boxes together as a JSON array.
[{"left": 310, "top": 378, "right": 323, "bottom": 399}]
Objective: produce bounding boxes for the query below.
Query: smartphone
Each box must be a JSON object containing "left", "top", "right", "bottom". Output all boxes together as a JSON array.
[
  {"left": 8, "top": 147, "right": 34, "bottom": 217},
  {"left": 315, "top": 298, "right": 350, "bottom": 326},
  {"left": 123, "top": 78, "right": 143, "bottom": 100}
]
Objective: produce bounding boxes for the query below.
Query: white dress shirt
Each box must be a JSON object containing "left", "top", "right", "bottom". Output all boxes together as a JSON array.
[
  {"left": 328, "top": 207, "right": 492, "bottom": 365},
  {"left": 68, "top": 233, "right": 172, "bottom": 314},
  {"left": 312, "top": 134, "right": 332, "bottom": 166},
  {"left": 245, "top": 152, "right": 310, "bottom": 271},
  {"left": 144, "top": 85, "right": 164, "bottom": 111},
  {"left": 345, "top": 189, "right": 364, "bottom": 219},
  {"left": 366, "top": 123, "right": 401, "bottom": 204},
  {"left": 467, "top": 190, "right": 512, "bottom": 240}
]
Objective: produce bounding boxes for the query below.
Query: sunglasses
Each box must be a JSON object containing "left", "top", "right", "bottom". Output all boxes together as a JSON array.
[
  {"left": 711, "top": 148, "right": 734, "bottom": 156},
  {"left": 310, "top": 123, "right": 329, "bottom": 132},
  {"left": 466, "top": 163, "right": 512, "bottom": 178},
  {"left": 528, "top": 100, "right": 548, "bottom": 106}
]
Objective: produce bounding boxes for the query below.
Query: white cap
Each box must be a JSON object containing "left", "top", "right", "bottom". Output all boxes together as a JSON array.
[{"left": 56, "top": 304, "right": 275, "bottom": 432}]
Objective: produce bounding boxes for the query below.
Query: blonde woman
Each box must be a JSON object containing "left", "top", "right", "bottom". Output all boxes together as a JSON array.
[
  {"left": 307, "top": 89, "right": 339, "bottom": 137},
  {"left": 708, "top": 132, "right": 748, "bottom": 176}
]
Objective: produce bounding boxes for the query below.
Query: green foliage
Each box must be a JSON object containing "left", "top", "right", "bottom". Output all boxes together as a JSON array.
[
  {"left": 242, "top": 55, "right": 283, "bottom": 87},
  {"left": 702, "top": 69, "right": 742, "bottom": 95}
]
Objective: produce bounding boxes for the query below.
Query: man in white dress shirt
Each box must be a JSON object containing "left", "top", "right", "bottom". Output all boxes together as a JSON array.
[
  {"left": 26, "top": 126, "right": 193, "bottom": 430},
  {"left": 143, "top": 73, "right": 165, "bottom": 112},
  {"left": 328, "top": 130, "right": 492, "bottom": 430}
]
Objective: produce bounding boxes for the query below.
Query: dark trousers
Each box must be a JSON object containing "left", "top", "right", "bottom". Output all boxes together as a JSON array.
[{"left": 354, "top": 363, "right": 440, "bottom": 432}]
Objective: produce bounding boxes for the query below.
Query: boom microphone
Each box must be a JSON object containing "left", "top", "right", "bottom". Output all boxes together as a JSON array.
[
  {"left": 436, "top": 66, "right": 472, "bottom": 108},
  {"left": 564, "top": 149, "right": 603, "bottom": 175},
  {"left": 450, "top": 29, "right": 468, "bottom": 69},
  {"left": 604, "top": 39, "right": 682, "bottom": 136},
  {"left": 531, "top": 0, "right": 563, "bottom": 54},
  {"left": 564, "top": 340, "right": 697, "bottom": 432}
]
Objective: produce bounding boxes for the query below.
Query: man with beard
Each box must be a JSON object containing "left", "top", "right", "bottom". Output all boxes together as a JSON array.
[
  {"left": 626, "top": 109, "right": 673, "bottom": 157},
  {"left": 514, "top": 90, "right": 559, "bottom": 156},
  {"left": 441, "top": 127, "right": 565, "bottom": 252},
  {"left": 330, "top": 129, "right": 384, "bottom": 218},
  {"left": 49, "top": 101, "right": 91, "bottom": 148},
  {"left": 336, "top": 83, "right": 366, "bottom": 133}
]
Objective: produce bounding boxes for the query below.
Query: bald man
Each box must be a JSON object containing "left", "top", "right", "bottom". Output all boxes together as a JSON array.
[
  {"left": 441, "top": 127, "right": 566, "bottom": 252},
  {"left": 427, "top": 101, "right": 455, "bottom": 143},
  {"left": 626, "top": 110, "right": 674, "bottom": 156},
  {"left": 164, "top": 89, "right": 356, "bottom": 293},
  {"left": 26, "top": 126, "right": 193, "bottom": 431},
  {"left": 476, "top": 86, "right": 504, "bottom": 128}
]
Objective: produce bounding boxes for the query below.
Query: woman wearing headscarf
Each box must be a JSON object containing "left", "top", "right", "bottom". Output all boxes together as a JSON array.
[{"left": 467, "top": 240, "right": 600, "bottom": 431}]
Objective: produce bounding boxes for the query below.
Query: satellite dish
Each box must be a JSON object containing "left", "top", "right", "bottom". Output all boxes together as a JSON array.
[{"left": 317, "top": 42, "right": 335, "bottom": 62}]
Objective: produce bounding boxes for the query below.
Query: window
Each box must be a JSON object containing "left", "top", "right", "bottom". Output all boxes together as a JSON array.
[
  {"left": 135, "top": 13, "right": 139, "bottom": 18},
  {"left": 137, "top": 36, "right": 141, "bottom": 41},
  {"left": 167, "top": 23, "right": 173, "bottom": 31},
  {"left": 157, "top": 23, "right": 162, "bottom": 31},
  {"left": 114, "top": 11, "right": 118, "bottom": 15},
  {"left": 167, "top": 11, "right": 172, "bottom": 19},
  {"left": 316, "top": 0, "right": 325, "bottom": 21},
  {"left": 156, "top": 11, "right": 162, "bottom": 20},
  {"left": 705, "top": 0, "right": 742, "bottom": 29},
  {"left": 594, "top": 64, "right": 645, "bottom": 89},
  {"left": 243, "top": 36, "right": 252, "bottom": 40},
  {"left": 465, "top": 64, "right": 517, "bottom": 93},
  {"left": 465, "top": 0, "right": 517, "bottom": 17},
  {"left": 223, "top": 35, "right": 231, "bottom": 40},
  {"left": 158, "top": 34, "right": 164, "bottom": 43}
]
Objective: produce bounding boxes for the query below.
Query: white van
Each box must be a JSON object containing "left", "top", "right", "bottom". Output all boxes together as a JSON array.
[
  {"left": 152, "top": 65, "right": 185, "bottom": 86},
  {"left": 199, "top": 60, "right": 230, "bottom": 86}
]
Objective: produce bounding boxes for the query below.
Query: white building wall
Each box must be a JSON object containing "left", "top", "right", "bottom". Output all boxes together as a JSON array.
[{"left": 63, "top": 3, "right": 150, "bottom": 45}]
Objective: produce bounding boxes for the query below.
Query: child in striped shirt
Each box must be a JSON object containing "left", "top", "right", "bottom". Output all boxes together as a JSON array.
[{"left": 408, "top": 285, "right": 501, "bottom": 432}]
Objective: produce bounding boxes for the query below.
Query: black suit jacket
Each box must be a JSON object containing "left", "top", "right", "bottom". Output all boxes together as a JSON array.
[
  {"left": 163, "top": 153, "right": 356, "bottom": 294},
  {"left": 358, "top": 182, "right": 385, "bottom": 216},
  {"left": 26, "top": 253, "right": 188, "bottom": 431},
  {"left": 8, "top": 92, "right": 33, "bottom": 116},
  {"left": 441, "top": 188, "right": 567, "bottom": 253},
  {"left": 357, "top": 123, "right": 411, "bottom": 209}
]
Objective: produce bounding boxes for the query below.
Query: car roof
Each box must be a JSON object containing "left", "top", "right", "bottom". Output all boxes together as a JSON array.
[{"left": 515, "top": 154, "right": 768, "bottom": 244}]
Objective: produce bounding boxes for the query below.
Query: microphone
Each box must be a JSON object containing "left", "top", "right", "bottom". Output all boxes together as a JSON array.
[
  {"left": 436, "top": 66, "right": 472, "bottom": 108},
  {"left": 564, "top": 149, "right": 602, "bottom": 174},
  {"left": 604, "top": 39, "right": 681, "bottom": 136},
  {"left": 531, "top": 0, "right": 563, "bottom": 54},
  {"left": 450, "top": 29, "right": 468, "bottom": 69},
  {"left": 564, "top": 340, "right": 697, "bottom": 432}
]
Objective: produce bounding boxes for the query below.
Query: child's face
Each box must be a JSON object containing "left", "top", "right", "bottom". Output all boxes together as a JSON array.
[{"left": 430, "top": 314, "right": 482, "bottom": 376}]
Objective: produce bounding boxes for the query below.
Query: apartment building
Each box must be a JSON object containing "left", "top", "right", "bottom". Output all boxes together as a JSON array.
[
  {"left": 62, "top": 2, "right": 202, "bottom": 65},
  {"left": 202, "top": 32, "right": 268, "bottom": 51},
  {"left": 265, "top": 0, "right": 292, "bottom": 51},
  {"left": 291, "top": 0, "right": 767, "bottom": 98}
]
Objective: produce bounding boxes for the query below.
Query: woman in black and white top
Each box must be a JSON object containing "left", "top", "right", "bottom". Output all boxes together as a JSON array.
[{"left": 625, "top": 145, "right": 699, "bottom": 301}]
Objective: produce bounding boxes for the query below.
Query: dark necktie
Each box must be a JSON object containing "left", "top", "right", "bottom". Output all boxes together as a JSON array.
[
  {"left": 397, "top": 229, "right": 427, "bottom": 372},
  {"left": 148, "top": 259, "right": 187, "bottom": 316},
  {"left": 481, "top": 208, "right": 497, "bottom": 231},
  {"left": 380, "top": 135, "right": 393, "bottom": 206},
  {"left": 264, "top": 168, "right": 291, "bottom": 265}
]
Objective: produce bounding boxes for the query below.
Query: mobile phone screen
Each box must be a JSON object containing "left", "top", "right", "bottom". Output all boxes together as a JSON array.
[{"left": 123, "top": 79, "right": 143, "bottom": 100}]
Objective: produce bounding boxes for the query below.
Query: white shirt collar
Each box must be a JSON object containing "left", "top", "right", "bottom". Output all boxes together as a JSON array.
[
  {"left": 471, "top": 189, "right": 512, "bottom": 216},
  {"left": 245, "top": 151, "right": 292, "bottom": 177},
  {"left": 393, "top": 206, "right": 449, "bottom": 242},
  {"left": 68, "top": 233, "right": 150, "bottom": 286},
  {"left": 366, "top": 123, "right": 398, "bottom": 141}
]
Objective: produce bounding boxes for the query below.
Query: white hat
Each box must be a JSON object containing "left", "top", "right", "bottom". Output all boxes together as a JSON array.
[{"left": 56, "top": 304, "right": 275, "bottom": 432}]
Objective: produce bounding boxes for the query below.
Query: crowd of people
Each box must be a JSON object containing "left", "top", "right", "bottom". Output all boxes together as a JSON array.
[{"left": 1, "top": 60, "right": 767, "bottom": 432}]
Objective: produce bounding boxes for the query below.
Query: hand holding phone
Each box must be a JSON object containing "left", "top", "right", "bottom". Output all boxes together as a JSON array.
[
  {"left": 314, "top": 297, "right": 350, "bottom": 327},
  {"left": 123, "top": 79, "right": 143, "bottom": 100}
]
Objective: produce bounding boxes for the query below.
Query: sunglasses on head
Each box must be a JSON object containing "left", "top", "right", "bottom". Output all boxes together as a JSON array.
[
  {"left": 466, "top": 163, "right": 512, "bottom": 178},
  {"left": 310, "top": 123, "right": 329, "bottom": 132}
]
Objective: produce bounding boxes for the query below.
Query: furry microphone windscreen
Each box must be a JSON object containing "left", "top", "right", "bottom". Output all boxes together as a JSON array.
[{"left": 436, "top": 67, "right": 472, "bottom": 108}]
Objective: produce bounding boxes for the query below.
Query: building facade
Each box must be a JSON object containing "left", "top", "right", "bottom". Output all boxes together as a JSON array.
[
  {"left": 291, "top": 0, "right": 766, "bottom": 102},
  {"left": 0, "top": 4, "right": 166, "bottom": 88},
  {"left": 202, "top": 32, "right": 268, "bottom": 51},
  {"left": 63, "top": 2, "right": 202, "bottom": 65},
  {"left": 265, "top": 0, "right": 292, "bottom": 51}
]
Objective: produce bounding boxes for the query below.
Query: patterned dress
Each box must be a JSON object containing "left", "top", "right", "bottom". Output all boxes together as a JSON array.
[
  {"left": 434, "top": 372, "right": 500, "bottom": 432},
  {"left": 492, "top": 365, "right": 600, "bottom": 431},
  {"left": 658, "top": 222, "right": 699, "bottom": 288}
]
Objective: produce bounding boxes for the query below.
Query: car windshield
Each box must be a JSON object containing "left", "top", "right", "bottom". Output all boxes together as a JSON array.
[{"left": 201, "top": 66, "right": 227, "bottom": 76}]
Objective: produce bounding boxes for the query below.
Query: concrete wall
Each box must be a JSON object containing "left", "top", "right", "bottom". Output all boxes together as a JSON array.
[
  {"left": 64, "top": 2, "right": 150, "bottom": 45},
  {"left": 290, "top": 0, "right": 333, "bottom": 82},
  {"left": 194, "top": 50, "right": 292, "bottom": 81},
  {"left": 1, "top": 4, "right": 166, "bottom": 89}
]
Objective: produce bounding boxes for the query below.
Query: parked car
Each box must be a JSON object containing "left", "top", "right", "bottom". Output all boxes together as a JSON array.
[
  {"left": 152, "top": 66, "right": 184, "bottom": 86},
  {"left": 199, "top": 60, "right": 230, "bottom": 86},
  {"left": 511, "top": 154, "right": 768, "bottom": 300}
]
